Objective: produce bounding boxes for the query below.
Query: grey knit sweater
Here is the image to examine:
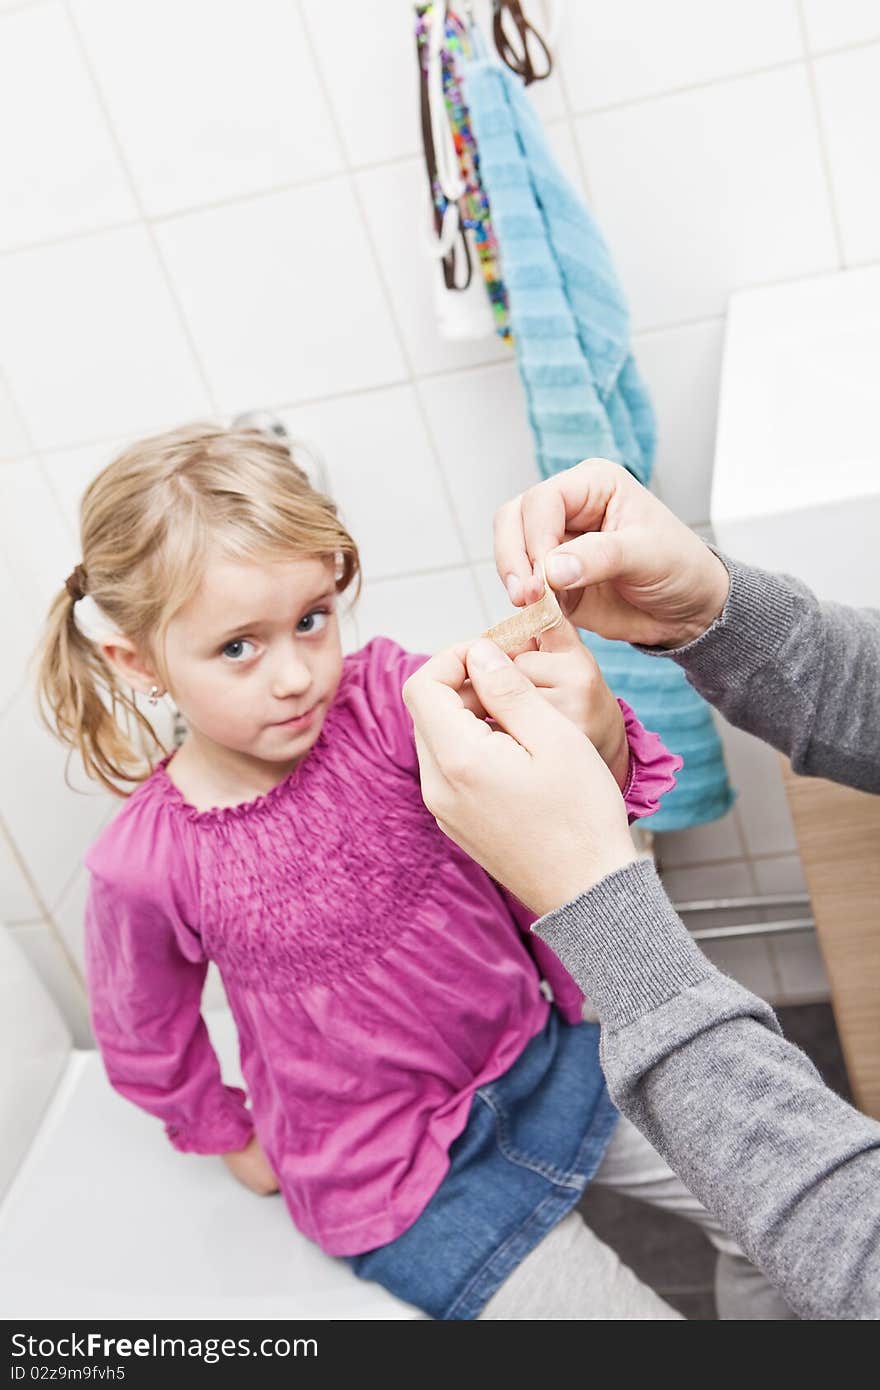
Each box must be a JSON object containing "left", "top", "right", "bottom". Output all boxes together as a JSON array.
[{"left": 533, "top": 554, "right": 880, "bottom": 1320}]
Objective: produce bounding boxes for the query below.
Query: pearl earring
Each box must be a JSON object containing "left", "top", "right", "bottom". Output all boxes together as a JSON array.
[{"left": 148, "top": 685, "right": 161, "bottom": 706}]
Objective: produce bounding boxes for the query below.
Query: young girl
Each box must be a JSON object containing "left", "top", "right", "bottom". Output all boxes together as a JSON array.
[{"left": 37, "top": 424, "right": 786, "bottom": 1320}]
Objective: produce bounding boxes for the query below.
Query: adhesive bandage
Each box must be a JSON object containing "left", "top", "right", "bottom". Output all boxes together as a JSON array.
[{"left": 483, "top": 577, "right": 564, "bottom": 656}]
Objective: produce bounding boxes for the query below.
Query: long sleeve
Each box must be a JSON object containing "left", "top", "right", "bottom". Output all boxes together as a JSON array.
[
  {"left": 644, "top": 552, "right": 880, "bottom": 793},
  {"left": 85, "top": 873, "right": 254, "bottom": 1155},
  {"left": 353, "top": 637, "right": 430, "bottom": 776},
  {"left": 617, "top": 697, "right": 683, "bottom": 824},
  {"left": 533, "top": 859, "right": 880, "bottom": 1320}
]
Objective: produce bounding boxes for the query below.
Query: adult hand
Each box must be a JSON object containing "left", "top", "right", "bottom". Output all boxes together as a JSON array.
[
  {"left": 402, "top": 638, "right": 637, "bottom": 918},
  {"left": 493, "top": 458, "right": 730, "bottom": 649}
]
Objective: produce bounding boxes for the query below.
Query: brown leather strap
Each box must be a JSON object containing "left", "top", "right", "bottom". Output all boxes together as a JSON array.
[
  {"left": 415, "top": 15, "right": 473, "bottom": 291},
  {"left": 492, "top": 0, "right": 553, "bottom": 85}
]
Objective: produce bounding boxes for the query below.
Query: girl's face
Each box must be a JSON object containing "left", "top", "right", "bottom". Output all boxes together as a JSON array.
[{"left": 163, "top": 553, "right": 344, "bottom": 766}]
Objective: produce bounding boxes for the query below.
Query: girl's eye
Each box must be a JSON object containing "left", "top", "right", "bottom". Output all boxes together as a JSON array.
[
  {"left": 221, "top": 638, "right": 256, "bottom": 662},
  {"left": 297, "top": 608, "right": 330, "bottom": 635}
]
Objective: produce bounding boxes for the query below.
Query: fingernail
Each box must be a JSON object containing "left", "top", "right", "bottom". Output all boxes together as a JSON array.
[
  {"left": 546, "top": 554, "right": 582, "bottom": 587},
  {"left": 468, "top": 638, "right": 509, "bottom": 672},
  {"left": 505, "top": 573, "right": 523, "bottom": 604}
]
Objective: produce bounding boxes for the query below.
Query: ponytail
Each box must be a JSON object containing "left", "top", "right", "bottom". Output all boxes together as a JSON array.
[{"left": 36, "top": 584, "right": 165, "bottom": 797}]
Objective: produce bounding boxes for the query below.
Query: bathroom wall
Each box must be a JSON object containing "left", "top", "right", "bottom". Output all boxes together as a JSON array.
[{"left": 3, "top": 0, "right": 879, "bottom": 1038}]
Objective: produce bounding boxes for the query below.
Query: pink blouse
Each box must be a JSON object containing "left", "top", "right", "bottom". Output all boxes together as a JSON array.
[{"left": 84, "top": 639, "right": 681, "bottom": 1255}]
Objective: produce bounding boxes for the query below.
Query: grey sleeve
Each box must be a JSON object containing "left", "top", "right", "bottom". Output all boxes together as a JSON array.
[
  {"left": 642, "top": 552, "right": 880, "bottom": 793},
  {"left": 534, "top": 859, "right": 880, "bottom": 1320}
]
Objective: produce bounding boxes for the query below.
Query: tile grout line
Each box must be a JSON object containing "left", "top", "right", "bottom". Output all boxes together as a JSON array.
[
  {"left": 0, "top": 0, "right": 50, "bottom": 17},
  {"left": 0, "top": 216, "right": 144, "bottom": 261},
  {"left": 657, "top": 847, "right": 806, "bottom": 873},
  {"left": 62, "top": 0, "right": 221, "bottom": 417},
  {"left": 568, "top": 54, "right": 808, "bottom": 122},
  {"left": 797, "top": 32, "right": 880, "bottom": 61},
  {"left": 795, "top": 0, "right": 848, "bottom": 269},
  {"left": 0, "top": 160, "right": 431, "bottom": 262},
  {"left": 0, "top": 313, "right": 756, "bottom": 472},
  {"left": 297, "top": 0, "right": 492, "bottom": 623}
]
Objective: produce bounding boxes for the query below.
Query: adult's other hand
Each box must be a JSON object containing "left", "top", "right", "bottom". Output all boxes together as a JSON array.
[
  {"left": 494, "top": 458, "right": 730, "bottom": 649},
  {"left": 403, "top": 638, "right": 637, "bottom": 917}
]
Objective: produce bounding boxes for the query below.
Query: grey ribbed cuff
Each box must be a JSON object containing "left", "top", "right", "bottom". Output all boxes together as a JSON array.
[
  {"left": 532, "top": 858, "right": 714, "bottom": 1028},
  {"left": 633, "top": 550, "right": 804, "bottom": 689}
]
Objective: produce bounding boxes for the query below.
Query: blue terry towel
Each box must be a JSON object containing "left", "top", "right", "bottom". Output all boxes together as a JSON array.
[{"left": 463, "top": 55, "right": 732, "bottom": 830}]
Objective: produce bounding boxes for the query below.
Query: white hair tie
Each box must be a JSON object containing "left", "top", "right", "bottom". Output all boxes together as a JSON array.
[{"left": 72, "top": 594, "right": 123, "bottom": 644}]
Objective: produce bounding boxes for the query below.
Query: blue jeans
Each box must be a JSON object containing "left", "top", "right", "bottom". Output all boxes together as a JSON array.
[{"left": 348, "top": 1011, "right": 618, "bottom": 1319}]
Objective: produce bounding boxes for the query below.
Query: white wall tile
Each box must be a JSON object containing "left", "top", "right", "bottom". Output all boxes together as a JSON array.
[
  {"left": 751, "top": 854, "right": 808, "bottom": 897},
  {"left": 558, "top": 0, "right": 802, "bottom": 112},
  {"left": 337, "top": 594, "right": 361, "bottom": 656},
  {"left": 0, "top": 823, "right": 41, "bottom": 923},
  {"left": 156, "top": 182, "right": 406, "bottom": 413},
  {"left": 801, "top": 0, "right": 880, "bottom": 51},
  {"left": 655, "top": 805, "right": 745, "bottom": 869},
  {"left": 301, "top": 0, "right": 421, "bottom": 167},
  {"left": 0, "top": 2, "right": 136, "bottom": 251},
  {"left": 9, "top": 921, "right": 92, "bottom": 1047},
  {"left": 814, "top": 45, "right": 880, "bottom": 264},
  {"left": 772, "top": 931, "right": 830, "bottom": 1001},
  {"left": 0, "top": 227, "right": 211, "bottom": 450},
  {"left": 700, "top": 936, "right": 780, "bottom": 1001},
  {"left": 473, "top": 560, "right": 513, "bottom": 627},
  {"left": 690, "top": 520, "right": 716, "bottom": 545},
  {"left": 0, "top": 456, "right": 77, "bottom": 715},
  {"left": 355, "top": 567, "right": 488, "bottom": 655},
  {"left": 0, "top": 374, "right": 31, "bottom": 461},
  {"left": 634, "top": 318, "right": 725, "bottom": 524},
  {"left": 0, "top": 458, "right": 78, "bottom": 612},
  {"left": 42, "top": 437, "right": 130, "bottom": 541},
  {"left": 418, "top": 362, "right": 538, "bottom": 562},
  {"left": 0, "top": 684, "right": 115, "bottom": 913},
  {"left": 716, "top": 717, "right": 797, "bottom": 857},
  {"left": 278, "top": 387, "right": 464, "bottom": 581},
  {"left": 356, "top": 159, "right": 510, "bottom": 376},
  {"left": 665, "top": 853, "right": 783, "bottom": 999},
  {"left": 661, "top": 857, "right": 754, "bottom": 906},
  {"left": 71, "top": 0, "right": 343, "bottom": 216},
  {"left": 577, "top": 68, "right": 838, "bottom": 329},
  {"left": 0, "top": 527, "right": 44, "bottom": 716}
]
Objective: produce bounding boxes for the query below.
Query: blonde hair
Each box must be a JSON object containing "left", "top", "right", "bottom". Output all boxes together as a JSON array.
[{"left": 36, "top": 423, "right": 360, "bottom": 796}]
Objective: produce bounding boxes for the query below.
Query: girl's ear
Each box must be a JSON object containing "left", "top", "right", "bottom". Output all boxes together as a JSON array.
[{"left": 99, "top": 636, "right": 162, "bottom": 698}]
